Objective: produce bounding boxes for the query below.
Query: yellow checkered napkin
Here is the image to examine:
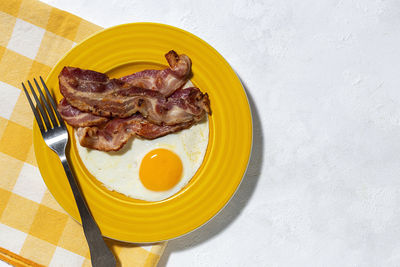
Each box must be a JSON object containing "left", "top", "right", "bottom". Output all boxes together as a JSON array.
[{"left": 0, "top": 0, "right": 167, "bottom": 266}]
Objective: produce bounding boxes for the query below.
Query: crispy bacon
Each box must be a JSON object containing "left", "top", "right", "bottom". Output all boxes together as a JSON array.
[
  {"left": 59, "top": 67, "right": 210, "bottom": 125},
  {"left": 120, "top": 50, "right": 192, "bottom": 96},
  {"left": 57, "top": 98, "right": 108, "bottom": 127},
  {"left": 76, "top": 115, "right": 193, "bottom": 151},
  {"left": 57, "top": 50, "right": 211, "bottom": 151},
  {"left": 58, "top": 99, "right": 197, "bottom": 151}
]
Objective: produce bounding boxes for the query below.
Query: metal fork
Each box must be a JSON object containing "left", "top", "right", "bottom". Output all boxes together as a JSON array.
[{"left": 22, "top": 77, "right": 116, "bottom": 267}]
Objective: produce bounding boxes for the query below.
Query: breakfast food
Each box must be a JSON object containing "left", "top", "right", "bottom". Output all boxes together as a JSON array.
[
  {"left": 119, "top": 50, "right": 192, "bottom": 96},
  {"left": 58, "top": 98, "right": 108, "bottom": 127},
  {"left": 58, "top": 50, "right": 207, "bottom": 122},
  {"left": 58, "top": 67, "right": 209, "bottom": 124},
  {"left": 57, "top": 51, "right": 211, "bottom": 201},
  {"left": 58, "top": 96, "right": 195, "bottom": 151},
  {"left": 58, "top": 50, "right": 210, "bottom": 151},
  {"left": 76, "top": 105, "right": 209, "bottom": 201}
]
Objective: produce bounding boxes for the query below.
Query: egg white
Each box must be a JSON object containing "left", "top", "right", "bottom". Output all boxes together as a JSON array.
[{"left": 75, "top": 82, "right": 209, "bottom": 201}]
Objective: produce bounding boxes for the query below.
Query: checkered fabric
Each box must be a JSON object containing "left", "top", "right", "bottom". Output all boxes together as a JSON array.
[{"left": 0, "top": 0, "right": 167, "bottom": 266}]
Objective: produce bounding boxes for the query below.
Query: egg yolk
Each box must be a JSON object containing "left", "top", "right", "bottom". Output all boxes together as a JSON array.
[{"left": 139, "top": 148, "right": 183, "bottom": 191}]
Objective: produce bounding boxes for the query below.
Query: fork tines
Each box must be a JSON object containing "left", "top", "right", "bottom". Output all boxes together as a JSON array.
[{"left": 22, "top": 77, "right": 64, "bottom": 132}]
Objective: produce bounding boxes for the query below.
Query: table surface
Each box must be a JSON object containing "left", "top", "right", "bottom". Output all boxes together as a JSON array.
[{"left": 35, "top": 0, "right": 400, "bottom": 266}]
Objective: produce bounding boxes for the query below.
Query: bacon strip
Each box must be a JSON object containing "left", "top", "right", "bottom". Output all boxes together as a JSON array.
[
  {"left": 75, "top": 115, "right": 193, "bottom": 151},
  {"left": 58, "top": 99, "right": 196, "bottom": 151},
  {"left": 57, "top": 50, "right": 211, "bottom": 151},
  {"left": 57, "top": 98, "right": 108, "bottom": 127},
  {"left": 59, "top": 67, "right": 210, "bottom": 125},
  {"left": 120, "top": 50, "right": 192, "bottom": 96}
]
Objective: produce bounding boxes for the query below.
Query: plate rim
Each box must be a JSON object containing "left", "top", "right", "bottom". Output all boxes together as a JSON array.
[{"left": 33, "top": 22, "right": 253, "bottom": 243}]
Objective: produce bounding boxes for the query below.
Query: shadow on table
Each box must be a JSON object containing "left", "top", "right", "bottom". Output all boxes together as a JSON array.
[{"left": 158, "top": 77, "right": 264, "bottom": 266}]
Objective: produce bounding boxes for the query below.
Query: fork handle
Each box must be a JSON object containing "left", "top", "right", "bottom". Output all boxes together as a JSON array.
[{"left": 60, "top": 156, "right": 116, "bottom": 267}]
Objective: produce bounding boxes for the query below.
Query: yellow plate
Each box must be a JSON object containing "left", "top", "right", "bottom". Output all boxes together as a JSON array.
[{"left": 33, "top": 23, "right": 252, "bottom": 243}]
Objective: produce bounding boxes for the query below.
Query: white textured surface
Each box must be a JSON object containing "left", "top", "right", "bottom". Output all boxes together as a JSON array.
[{"left": 40, "top": 0, "right": 400, "bottom": 266}]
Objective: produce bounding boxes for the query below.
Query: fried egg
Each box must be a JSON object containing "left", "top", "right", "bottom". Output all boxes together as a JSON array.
[{"left": 75, "top": 82, "right": 209, "bottom": 202}]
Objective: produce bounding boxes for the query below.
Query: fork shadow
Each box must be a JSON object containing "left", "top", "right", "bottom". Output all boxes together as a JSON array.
[{"left": 157, "top": 77, "right": 264, "bottom": 266}]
